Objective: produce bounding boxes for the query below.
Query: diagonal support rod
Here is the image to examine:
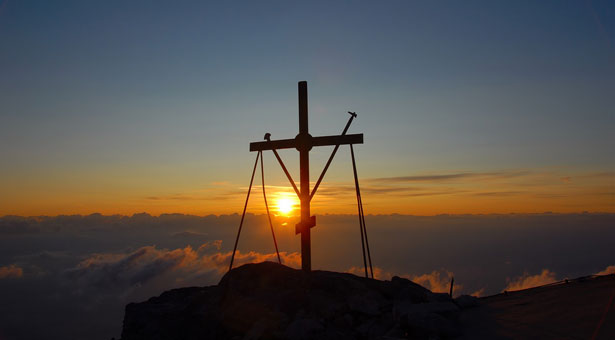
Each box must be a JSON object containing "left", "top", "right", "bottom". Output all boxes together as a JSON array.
[
  {"left": 264, "top": 133, "right": 300, "bottom": 198},
  {"left": 260, "top": 151, "right": 282, "bottom": 265},
  {"left": 272, "top": 149, "right": 301, "bottom": 197},
  {"left": 229, "top": 151, "right": 261, "bottom": 272},
  {"left": 351, "top": 144, "right": 373, "bottom": 279},
  {"left": 310, "top": 111, "right": 357, "bottom": 201}
]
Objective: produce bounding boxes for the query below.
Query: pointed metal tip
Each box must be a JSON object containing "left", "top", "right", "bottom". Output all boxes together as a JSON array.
[{"left": 348, "top": 111, "right": 357, "bottom": 118}]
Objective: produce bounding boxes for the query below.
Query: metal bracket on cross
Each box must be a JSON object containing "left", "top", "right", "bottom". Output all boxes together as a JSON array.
[{"left": 295, "top": 215, "right": 316, "bottom": 235}]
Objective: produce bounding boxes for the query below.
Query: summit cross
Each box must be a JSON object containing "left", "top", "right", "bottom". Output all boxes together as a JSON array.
[{"left": 249, "top": 81, "right": 364, "bottom": 272}]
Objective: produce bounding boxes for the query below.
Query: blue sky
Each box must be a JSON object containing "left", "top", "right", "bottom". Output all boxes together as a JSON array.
[{"left": 0, "top": 0, "right": 613, "bottom": 215}]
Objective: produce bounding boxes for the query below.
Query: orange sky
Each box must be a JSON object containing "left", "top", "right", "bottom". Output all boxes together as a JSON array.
[{"left": 2, "top": 167, "right": 612, "bottom": 216}]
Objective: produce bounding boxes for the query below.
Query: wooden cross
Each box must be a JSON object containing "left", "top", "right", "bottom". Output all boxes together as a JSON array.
[{"left": 250, "top": 81, "right": 364, "bottom": 272}]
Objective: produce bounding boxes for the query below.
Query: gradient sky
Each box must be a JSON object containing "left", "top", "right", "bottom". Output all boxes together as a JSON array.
[{"left": 1, "top": 1, "right": 613, "bottom": 215}]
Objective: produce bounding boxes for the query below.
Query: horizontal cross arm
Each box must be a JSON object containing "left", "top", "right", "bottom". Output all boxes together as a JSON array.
[
  {"left": 250, "top": 138, "right": 296, "bottom": 151},
  {"left": 249, "top": 133, "right": 363, "bottom": 152},
  {"left": 312, "top": 133, "right": 363, "bottom": 147}
]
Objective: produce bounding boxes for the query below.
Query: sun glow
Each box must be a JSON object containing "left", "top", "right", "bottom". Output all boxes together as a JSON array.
[
  {"left": 274, "top": 193, "right": 298, "bottom": 216},
  {"left": 276, "top": 197, "right": 294, "bottom": 215}
]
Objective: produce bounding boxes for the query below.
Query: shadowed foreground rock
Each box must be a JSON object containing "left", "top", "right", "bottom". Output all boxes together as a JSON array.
[{"left": 121, "top": 262, "right": 475, "bottom": 339}]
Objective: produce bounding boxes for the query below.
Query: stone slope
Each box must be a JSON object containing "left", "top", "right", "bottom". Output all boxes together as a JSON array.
[
  {"left": 457, "top": 274, "right": 615, "bottom": 339},
  {"left": 121, "top": 262, "right": 475, "bottom": 339}
]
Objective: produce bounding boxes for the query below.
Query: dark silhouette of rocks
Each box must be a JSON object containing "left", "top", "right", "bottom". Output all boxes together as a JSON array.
[
  {"left": 457, "top": 274, "right": 615, "bottom": 339},
  {"left": 121, "top": 262, "right": 476, "bottom": 339}
]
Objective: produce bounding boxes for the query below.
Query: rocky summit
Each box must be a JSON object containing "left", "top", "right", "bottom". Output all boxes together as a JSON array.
[{"left": 121, "top": 262, "right": 477, "bottom": 340}]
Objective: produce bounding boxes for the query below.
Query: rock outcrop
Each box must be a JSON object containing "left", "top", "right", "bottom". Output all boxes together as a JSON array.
[{"left": 121, "top": 262, "right": 476, "bottom": 339}]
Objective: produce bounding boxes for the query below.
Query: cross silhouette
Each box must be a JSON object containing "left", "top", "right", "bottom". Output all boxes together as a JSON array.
[{"left": 250, "top": 81, "right": 364, "bottom": 271}]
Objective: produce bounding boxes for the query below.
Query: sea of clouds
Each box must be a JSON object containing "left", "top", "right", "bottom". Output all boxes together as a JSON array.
[{"left": 0, "top": 213, "right": 613, "bottom": 339}]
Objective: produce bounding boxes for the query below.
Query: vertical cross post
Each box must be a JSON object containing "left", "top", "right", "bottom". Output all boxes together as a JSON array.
[{"left": 298, "top": 81, "right": 311, "bottom": 272}]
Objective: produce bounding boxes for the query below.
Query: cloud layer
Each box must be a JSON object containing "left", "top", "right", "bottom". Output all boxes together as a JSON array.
[
  {"left": 0, "top": 213, "right": 613, "bottom": 339},
  {"left": 66, "top": 244, "right": 301, "bottom": 300}
]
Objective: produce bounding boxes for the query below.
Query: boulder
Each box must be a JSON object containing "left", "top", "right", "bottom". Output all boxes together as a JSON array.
[
  {"left": 121, "top": 262, "right": 463, "bottom": 340},
  {"left": 454, "top": 294, "right": 479, "bottom": 309}
]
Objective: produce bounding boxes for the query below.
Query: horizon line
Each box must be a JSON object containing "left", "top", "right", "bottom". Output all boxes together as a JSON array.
[{"left": 2, "top": 211, "right": 614, "bottom": 219}]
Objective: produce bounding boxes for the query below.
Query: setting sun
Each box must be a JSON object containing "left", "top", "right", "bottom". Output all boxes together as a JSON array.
[
  {"left": 274, "top": 194, "right": 298, "bottom": 216},
  {"left": 276, "top": 198, "right": 293, "bottom": 215}
]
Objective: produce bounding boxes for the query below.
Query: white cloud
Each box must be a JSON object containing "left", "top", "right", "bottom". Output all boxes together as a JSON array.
[
  {"left": 409, "top": 270, "right": 461, "bottom": 294},
  {"left": 0, "top": 264, "right": 23, "bottom": 279},
  {"left": 346, "top": 266, "right": 393, "bottom": 280},
  {"left": 65, "top": 244, "right": 301, "bottom": 298},
  {"left": 596, "top": 265, "right": 615, "bottom": 276},
  {"left": 471, "top": 288, "right": 485, "bottom": 297},
  {"left": 504, "top": 269, "right": 557, "bottom": 291}
]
